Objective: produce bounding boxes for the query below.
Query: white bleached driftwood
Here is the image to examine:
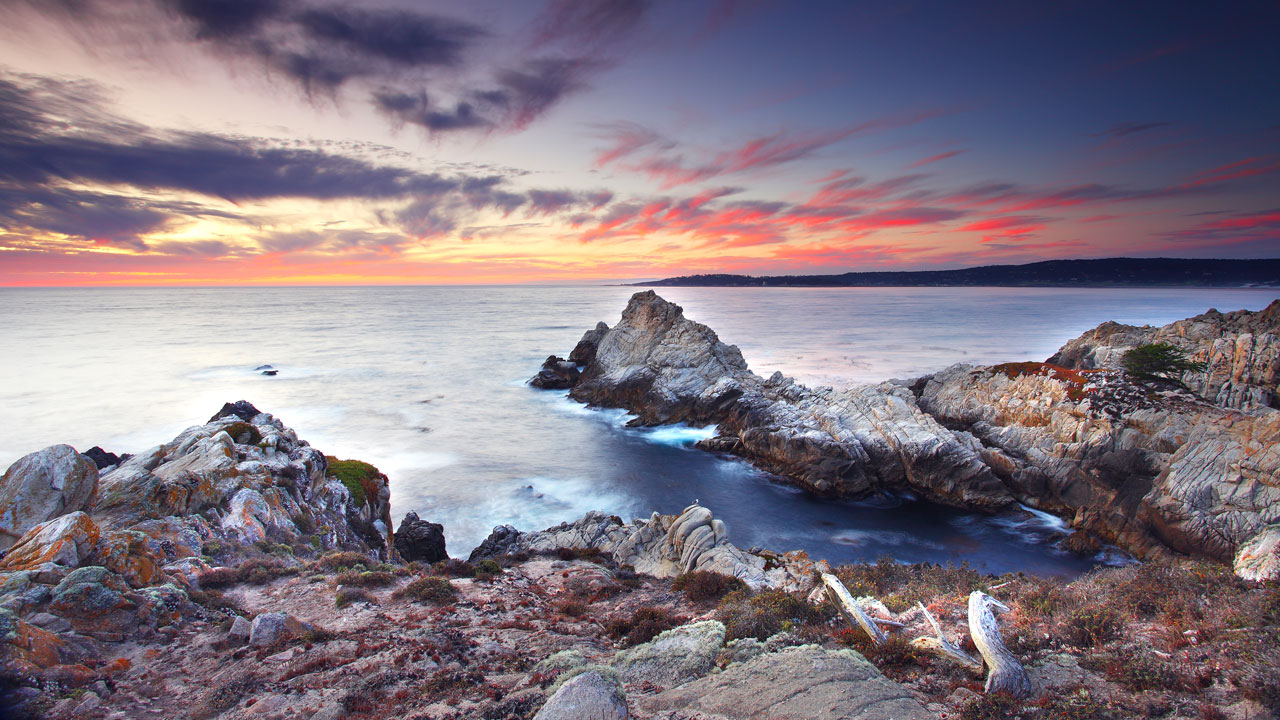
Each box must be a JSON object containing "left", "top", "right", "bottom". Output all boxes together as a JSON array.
[
  {"left": 910, "top": 602, "right": 982, "bottom": 673},
  {"left": 968, "top": 591, "right": 1031, "bottom": 697},
  {"left": 821, "top": 572, "right": 885, "bottom": 644}
]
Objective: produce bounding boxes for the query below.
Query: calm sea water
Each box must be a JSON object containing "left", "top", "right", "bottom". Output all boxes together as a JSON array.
[{"left": 2, "top": 286, "right": 1275, "bottom": 576}]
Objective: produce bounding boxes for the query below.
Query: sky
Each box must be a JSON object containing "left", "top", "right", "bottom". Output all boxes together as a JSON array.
[{"left": 0, "top": 0, "right": 1277, "bottom": 285}]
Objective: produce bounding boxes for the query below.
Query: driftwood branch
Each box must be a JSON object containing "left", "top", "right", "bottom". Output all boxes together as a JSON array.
[
  {"left": 872, "top": 618, "right": 905, "bottom": 628},
  {"left": 968, "top": 591, "right": 1031, "bottom": 697},
  {"left": 821, "top": 573, "right": 885, "bottom": 644},
  {"left": 910, "top": 602, "right": 981, "bottom": 672}
]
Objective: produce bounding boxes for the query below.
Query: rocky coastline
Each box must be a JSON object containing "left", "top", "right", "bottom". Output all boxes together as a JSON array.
[
  {"left": 539, "top": 291, "right": 1280, "bottom": 579},
  {"left": 0, "top": 294, "right": 1277, "bottom": 719}
]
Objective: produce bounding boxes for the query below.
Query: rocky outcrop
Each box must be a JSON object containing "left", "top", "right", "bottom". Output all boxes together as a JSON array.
[
  {"left": 90, "top": 402, "right": 392, "bottom": 557},
  {"left": 569, "top": 321, "right": 610, "bottom": 365},
  {"left": 538, "top": 291, "right": 1280, "bottom": 574},
  {"left": 1049, "top": 299, "right": 1280, "bottom": 410},
  {"left": 0, "top": 402, "right": 395, "bottom": 693},
  {"left": 0, "top": 445, "right": 98, "bottom": 551},
  {"left": 394, "top": 512, "right": 448, "bottom": 563},
  {"left": 919, "top": 364, "right": 1280, "bottom": 564},
  {"left": 470, "top": 504, "right": 825, "bottom": 591},
  {"left": 544, "top": 291, "right": 1013, "bottom": 511}
]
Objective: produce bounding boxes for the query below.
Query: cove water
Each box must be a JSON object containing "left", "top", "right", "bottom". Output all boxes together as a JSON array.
[{"left": 2, "top": 285, "right": 1275, "bottom": 577}]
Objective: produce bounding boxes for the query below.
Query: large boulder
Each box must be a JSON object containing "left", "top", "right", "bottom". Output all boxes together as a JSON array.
[
  {"left": 0, "top": 445, "right": 98, "bottom": 550},
  {"left": 0, "top": 512, "right": 100, "bottom": 572},
  {"left": 394, "top": 512, "right": 447, "bottom": 563},
  {"left": 569, "top": 321, "right": 610, "bottom": 366},
  {"left": 613, "top": 620, "right": 725, "bottom": 688},
  {"left": 534, "top": 671, "right": 628, "bottom": 720},
  {"left": 249, "top": 612, "right": 310, "bottom": 649},
  {"left": 638, "top": 645, "right": 931, "bottom": 720}
]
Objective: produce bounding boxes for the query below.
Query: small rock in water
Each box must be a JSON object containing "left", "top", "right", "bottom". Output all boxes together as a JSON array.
[
  {"left": 253, "top": 365, "right": 274, "bottom": 371},
  {"left": 394, "top": 512, "right": 448, "bottom": 563},
  {"left": 261, "top": 370, "right": 278, "bottom": 376}
]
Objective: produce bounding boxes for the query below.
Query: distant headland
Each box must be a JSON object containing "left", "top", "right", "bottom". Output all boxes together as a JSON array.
[{"left": 634, "top": 257, "right": 1280, "bottom": 288}]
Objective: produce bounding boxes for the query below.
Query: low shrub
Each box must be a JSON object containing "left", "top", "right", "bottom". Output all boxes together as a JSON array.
[
  {"left": 605, "top": 606, "right": 685, "bottom": 647},
  {"left": 335, "top": 570, "right": 397, "bottom": 587},
  {"left": 433, "top": 558, "right": 476, "bottom": 577},
  {"left": 835, "top": 558, "right": 985, "bottom": 613},
  {"left": 394, "top": 576, "right": 457, "bottom": 605},
  {"left": 1034, "top": 687, "right": 1122, "bottom": 720},
  {"left": 956, "top": 691, "right": 1026, "bottom": 720},
  {"left": 422, "top": 666, "right": 485, "bottom": 699},
  {"left": 673, "top": 570, "right": 746, "bottom": 603},
  {"left": 554, "top": 599, "right": 587, "bottom": 618},
  {"left": 324, "top": 457, "right": 384, "bottom": 507},
  {"left": 1057, "top": 606, "right": 1122, "bottom": 648},
  {"left": 335, "top": 586, "right": 377, "bottom": 608},
  {"left": 715, "top": 589, "right": 832, "bottom": 642},
  {"left": 1081, "top": 651, "right": 1198, "bottom": 693},
  {"left": 852, "top": 633, "right": 922, "bottom": 668},
  {"left": 197, "top": 566, "right": 243, "bottom": 589},
  {"left": 315, "top": 551, "right": 373, "bottom": 572},
  {"left": 474, "top": 559, "right": 503, "bottom": 580}
]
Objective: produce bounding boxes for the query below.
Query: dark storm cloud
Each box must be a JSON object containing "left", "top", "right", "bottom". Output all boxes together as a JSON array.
[
  {"left": 0, "top": 72, "right": 459, "bottom": 201},
  {"left": 373, "top": 58, "right": 595, "bottom": 132},
  {"left": 0, "top": 71, "right": 611, "bottom": 249},
  {"left": 6, "top": 0, "right": 644, "bottom": 135}
]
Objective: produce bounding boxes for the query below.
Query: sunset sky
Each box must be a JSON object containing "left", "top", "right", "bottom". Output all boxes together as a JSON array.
[{"left": 0, "top": 0, "right": 1277, "bottom": 285}]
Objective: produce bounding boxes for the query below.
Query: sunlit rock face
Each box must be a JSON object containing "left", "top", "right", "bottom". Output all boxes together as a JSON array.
[
  {"left": 1049, "top": 299, "right": 1280, "bottom": 411},
  {"left": 545, "top": 291, "right": 1280, "bottom": 576}
]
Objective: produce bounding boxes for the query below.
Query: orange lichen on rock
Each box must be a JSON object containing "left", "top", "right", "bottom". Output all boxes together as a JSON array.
[
  {"left": 0, "top": 512, "right": 100, "bottom": 572},
  {"left": 990, "top": 362, "right": 1097, "bottom": 402},
  {"left": 92, "top": 530, "right": 164, "bottom": 588}
]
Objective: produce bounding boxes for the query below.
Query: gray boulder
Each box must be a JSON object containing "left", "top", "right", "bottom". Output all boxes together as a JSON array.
[
  {"left": 0, "top": 445, "right": 98, "bottom": 551},
  {"left": 534, "top": 670, "right": 628, "bottom": 720},
  {"left": 228, "top": 615, "right": 252, "bottom": 645},
  {"left": 639, "top": 645, "right": 930, "bottom": 720},
  {"left": 249, "top": 611, "right": 309, "bottom": 649},
  {"left": 613, "top": 620, "right": 725, "bottom": 688}
]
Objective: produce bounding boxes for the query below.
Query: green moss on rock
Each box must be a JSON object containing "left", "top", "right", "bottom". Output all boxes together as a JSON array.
[{"left": 324, "top": 457, "right": 383, "bottom": 507}]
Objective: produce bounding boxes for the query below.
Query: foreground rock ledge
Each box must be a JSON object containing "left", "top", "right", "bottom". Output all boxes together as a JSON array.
[{"left": 537, "top": 291, "right": 1280, "bottom": 578}]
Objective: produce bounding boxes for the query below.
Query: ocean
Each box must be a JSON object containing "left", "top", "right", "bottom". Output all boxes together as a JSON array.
[{"left": 2, "top": 285, "right": 1275, "bottom": 576}]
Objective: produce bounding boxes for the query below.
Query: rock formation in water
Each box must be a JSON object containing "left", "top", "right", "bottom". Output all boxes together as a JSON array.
[
  {"left": 537, "top": 291, "right": 1280, "bottom": 580},
  {"left": 470, "top": 504, "right": 826, "bottom": 592},
  {"left": 393, "top": 511, "right": 448, "bottom": 563}
]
